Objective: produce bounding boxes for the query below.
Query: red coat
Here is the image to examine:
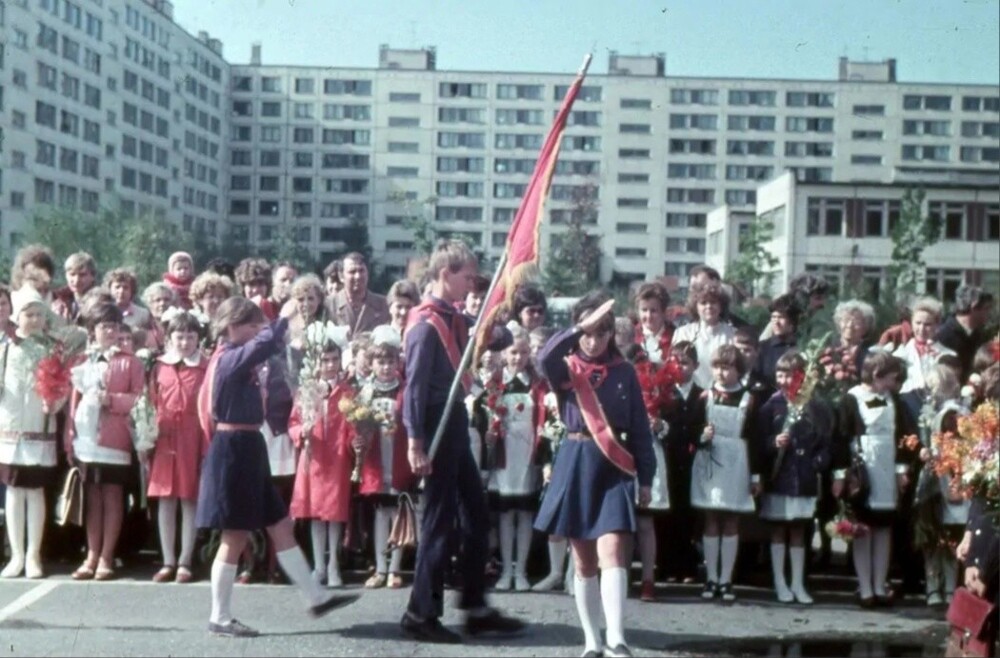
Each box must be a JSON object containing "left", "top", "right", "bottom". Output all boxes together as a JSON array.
[
  {"left": 288, "top": 382, "right": 354, "bottom": 522},
  {"left": 65, "top": 351, "right": 145, "bottom": 459},
  {"left": 359, "top": 387, "right": 416, "bottom": 496},
  {"left": 146, "top": 356, "right": 207, "bottom": 501}
]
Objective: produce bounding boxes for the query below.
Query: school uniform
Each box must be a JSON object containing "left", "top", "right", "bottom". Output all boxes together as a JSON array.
[
  {"left": 261, "top": 354, "right": 296, "bottom": 499},
  {"left": 533, "top": 328, "right": 655, "bottom": 540},
  {"left": 288, "top": 379, "right": 354, "bottom": 523},
  {"left": 146, "top": 352, "right": 207, "bottom": 502},
  {"left": 358, "top": 379, "right": 415, "bottom": 502},
  {"left": 482, "top": 370, "right": 545, "bottom": 512},
  {"left": 195, "top": 318, "right": 289, "bottom": 531},
  {"left": 756, "top": 335, "right": 797, "bottom": 392},
  {"left": 756, "top": 393, "right": 832, "bottom": 522},
  {"left": 659, "top": 380, "right": 704, "bottom": 578},
  {"left": 690, "top": 384, "right": 759, "bottom": 514},
  {"left": 671, "top": 321, "right": 736, "bottom": 390},
  {"left": 631, "top": 358, "right": 670, "bottom": 514},
  {"left": 0, "top": 337, "right": 59, "bottom": 488}
]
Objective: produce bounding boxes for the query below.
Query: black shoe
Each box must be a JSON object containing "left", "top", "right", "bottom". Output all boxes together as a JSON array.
[
  {"left": 400, "top": 612, "right": 462, "bottom": 644},
  {"left": 859, "top": 596, "right": 877, "bottom": 609},
  {"left": 720, "top": 583, "right": 736, "bottom": 603},
  {"left": 464, "top": 608, "right": 526, "bottom": 637},
  {"left": 309, "top": 593, "right": 360, "bottom": 619},
  {"left": 701, "top": 581, "right": 718, "bottom": 600},
  {"left": 605, "top": 644, "right": 633, "bottom": 657},
  {"left": 874, "top": 595, "right": 894, "bottom": 608},
  {"left": 208, "top": 619, "right": 259, "bottom": 638}
]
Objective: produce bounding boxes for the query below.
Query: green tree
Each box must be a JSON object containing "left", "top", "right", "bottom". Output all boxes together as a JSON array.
[
  {"left": 387, "top": 192, "right": 438, "bottom": 257},
  {"left": 543, "top": 183, "right": 602, "bottom": 296},
  {"left": 726, "top": 216, "right": 780, "bottom": 298},
  {"left": 886, "top": 187, "right": 940, "bottom": 301},
  {"left": 259, "top": 224, "right": 315, "bottom": 273}
]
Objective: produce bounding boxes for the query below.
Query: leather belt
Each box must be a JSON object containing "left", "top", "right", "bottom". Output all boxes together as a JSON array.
[
  {"left": 566, "top": 432, "right": 591, "bottom": 442},
  {"left": 216, "top": 422, "right": 260, "bottom": 432}
]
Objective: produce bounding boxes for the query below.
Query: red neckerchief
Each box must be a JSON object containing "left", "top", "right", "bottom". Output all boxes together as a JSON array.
[
  {"left": 565, "top": 352, "right": 635, "bottom": 477},
  {"left": 914, "top": 340, "right": 931, "bottom": 357}
]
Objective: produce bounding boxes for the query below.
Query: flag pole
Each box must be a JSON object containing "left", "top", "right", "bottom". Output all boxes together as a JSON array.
[{"left": 425, "top": 52, "right": 592, "bottom": 462}]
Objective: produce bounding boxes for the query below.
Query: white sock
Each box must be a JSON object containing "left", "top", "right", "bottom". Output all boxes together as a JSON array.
[
  {"left": 789, "top": 547, "right": 809, "bottom": 596},
  {"left": 3, "top": 488, "right": 26, "bottom": 571},
  {"left": 24, "top": 488, "right": 45, "bottom": 565},
  {"left": 310, "top": 521, "right": 328, "bottom": 576},
  {"left": 600, "top": 567, "right": 628, "bottom": 649},
  {"left": 498, "top": 511, "right": 515, "bottom": 576},
  {"left": 872, "top": 528, "right": 891, "bottom": 597},
  {"left": 158, "top": 498, "right": 179, "bottom": 566},
  {"left": 942, "top": 550, "right": 958, "bottom": 594},
  {"left": 327, "top": 522, "right": 342, "bottom": 577},
  {"left": 210, "top": 561, "right": 237, "bottom": 625},
  {"left": 770, "top": 542, "right": 790, "bottom": 595},
  {"left": 548, "top": 537, "right": 567, "bottom": 578},
  {"left": 719, "top": 535, "right": 739, "bottom": 585},
  {"left": 389, "top": 542, "right": 403, "bottom": 574},
  {"left": 374, "top": 506, "right": 392, "bottom": 575},
  {"left": 515, "top": 511, "right": 533, "bottom": 577},
  {"left": 179, "top": 501, "right": 197, "bottom": 567},
  {"left": 702, "top": 535, "right": 720, "bottom": 583},
  {"left": 853, "top": 533, "right": 874, "bottom": 599},
  {"left": 574, "top": 575, "right": 602, "bottom": 652},
  {"left": 276, "top": 546, "right": 326, "bottom": 607}
]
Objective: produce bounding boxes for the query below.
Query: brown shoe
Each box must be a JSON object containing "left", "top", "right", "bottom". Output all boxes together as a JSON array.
[
  {"left": 640, "top": 580, "right": 656, "bottom": 602},
  {"left": 72, "top": 564, "right": 96, "bottom": 581},
  {"left": 153, "top": 566, "right": 175, "bottom": 583},
  {"left": 175, "top": 566, "right": 193, "bottom": 584},
  {"left": 94, "top": 567, "right": 116, "bottom": 581}
]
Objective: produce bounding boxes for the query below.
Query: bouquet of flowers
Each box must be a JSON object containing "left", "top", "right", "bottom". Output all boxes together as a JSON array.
[
  {"left": 338, "top": 391, "right": 389, "bottom": 483},
  {"left": 770, "top": 337, "right": 824, "bottom": 480},
  {"left": 825, "top": 501, "right": 870, "bottom": 542},
  {"left": 814, "top": 336, "right": 860, "bottom": 406},
  {"left": 931, "top": 401, "right": 999, "bottom": 507},
  {"left": 34, "top": 328, "right": 88, "bottom": 434},
  {"left": 634, "top": 353, "right": 684, "bottom": 420}
]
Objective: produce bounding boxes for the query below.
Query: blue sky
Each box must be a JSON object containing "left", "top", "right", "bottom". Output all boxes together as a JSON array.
[{"left": 171, "top": 0, "right": 1000, "bottom": 84}]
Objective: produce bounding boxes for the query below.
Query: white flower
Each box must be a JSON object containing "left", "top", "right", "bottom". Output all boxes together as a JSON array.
[{"left": 135, "top": 348, "right": 153, "bottom": 361}]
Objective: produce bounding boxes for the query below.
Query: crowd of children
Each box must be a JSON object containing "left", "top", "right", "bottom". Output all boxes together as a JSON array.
[{"left": 0, "top": 245, "right": 997, "bottom": 639}]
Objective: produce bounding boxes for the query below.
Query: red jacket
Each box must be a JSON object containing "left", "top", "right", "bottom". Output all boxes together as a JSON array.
[{"left": 359, "top": 387, "right": 416, "bottom": 495}]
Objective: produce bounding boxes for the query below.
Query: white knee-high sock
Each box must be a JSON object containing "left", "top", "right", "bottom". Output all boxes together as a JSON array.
[
  {"left": 574, "top": 575, "right": 603, "bottom": 652},
  {"left": 373, "top": 506, "right": 391, "bottom": 575},
  {"left": 276, "top": 546, "right": 325, "bottom": 607},
  {"left": 923, "top": 549, "right": 940, "bottom": 596},
  {"left": 853, "top": 532, "right": 874, "bottom": 599},
  {"left": 310, "top": 520, "right": 328, "bottom": 576},
  {"left": 872, "top": 528, "right": 891, "bottom": 597},
  {"left": 158, "top": 498, "right": 178, "bottom": 566},
  {"left": 789, "top": 546, "right": 810, "bottom": 598},
  {"left": 600, "top": 567, "right": 628, "bottom": 649},
  {"left": 498, "top": 510, "right": 515, "bottom": 575},
  {"left": 770, "top": 542, "right": 790, "bottom": 595},
  {"left": 3, "top": 487, "right": 26, "bottom": 572},
  {"left": 942, "top": 549, "right": 958, "bottom": 595},
  {"left": 179, "top": 500, "right": 197, "bottom": 567},
  {"left": 24, "top": 488, "right": 45, "bottom": 565},
  {"left": 515, "top": 511, "right": 533, "bottom": 577},
  {"left": 210, "top": 561, "right": 237, "bottom": 625},
  {"left": 703, "top": 535, "right": 720, "bottom": 583},
  {"left": 719, "top": 535, "right": 739, "bottom": 585},
  {"left": 327, "top": 522, "right": 342, "bottom": 576},
  {"left": 548, "top": 537, "right": 567, "bottom": 578}
]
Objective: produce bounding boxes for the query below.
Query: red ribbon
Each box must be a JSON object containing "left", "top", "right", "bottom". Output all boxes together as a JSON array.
[{"left": 565, "top": 353, "right": 636, "bottom": 477}]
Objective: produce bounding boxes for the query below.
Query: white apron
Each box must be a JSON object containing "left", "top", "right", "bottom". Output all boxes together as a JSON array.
[
  {"left": 487, "top": 389, "right": 540, "bottom": 496},
  {"left": 638, "top": 437, "right": 670, "bottom": 511},
  {"left": 852, "top": 386, "right": 898, "bottom": 511},
  {"left": 262, "top": 421, "right": 296, "bottom": 478},
  {"left": 691, "top": 392, "right": 755, "bottom": 513}
]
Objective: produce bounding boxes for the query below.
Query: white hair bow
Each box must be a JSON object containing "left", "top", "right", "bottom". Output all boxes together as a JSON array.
[{"left": 371, "top": 324, "right": 402, "bottom": 350}]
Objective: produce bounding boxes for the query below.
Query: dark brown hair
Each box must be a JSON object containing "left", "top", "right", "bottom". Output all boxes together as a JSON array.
[
  {"left": 212, "top": 297, "right": 265, "bottom": 341},
  {"left": 860, "top": 351, "right": 905, "bottom": 385},
  {"left": 670, "top": 340, "right": 698, "bottom": 365},
  {"left": 710, "top": 344, "right": 747, "bottom": 376},
  {"left": 633, "top": 282, "right": 670, "bottom": 313},
  {"left": 686, "top": 281, "right": 730, "bottom": 320},
  {"left": 775, "top": 350, "right": 807, "bottom": 373}
]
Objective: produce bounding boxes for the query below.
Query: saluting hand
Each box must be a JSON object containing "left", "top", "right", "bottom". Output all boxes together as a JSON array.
[{"left": 576, "top": 299, "right": 615, "bottom": 333}]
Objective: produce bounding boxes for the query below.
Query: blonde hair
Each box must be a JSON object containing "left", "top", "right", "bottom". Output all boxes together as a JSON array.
[
  {"left": 927, "top": 363, "right": 960, "bottom": 404},
  {"left": 426, "top": 239, "right": 476, "bottom": 281},
  {"left": 64, "top": 252, "right": 97, "bottom": 276},
  {"left": 211, "top": 297, "right": 264, "bottom": 341},
  {"left": 103, "top": 267, "right": 139, "bottom": 297},
  {"left": 290, "top": 274, "right": 325, "bottom": 302},
  {"left": 387, "top": 279, "right": 420, "bottom": 306},
  {"left": 911, "top": 297, "right": 944, "bottom": 323},
  {"left": 141, "top": 282, "right": 177, "bottom": 309},
  {"left": 190, "top": 272, "right": 234, "bottom": 302}
]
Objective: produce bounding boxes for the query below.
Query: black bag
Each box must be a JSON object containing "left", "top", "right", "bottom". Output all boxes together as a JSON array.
[{"left": 845, "top": 437, "right": 870, "bottom": 507}]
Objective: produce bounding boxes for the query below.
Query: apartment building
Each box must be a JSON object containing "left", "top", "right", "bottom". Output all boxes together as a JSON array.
[{"left": 2, "top": 1, "right": 998, "bottom": 285}]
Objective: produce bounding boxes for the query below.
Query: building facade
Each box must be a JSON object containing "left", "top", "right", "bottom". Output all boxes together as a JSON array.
[{"left": 2, "top": 2, "right": 998, "bottom": 286}]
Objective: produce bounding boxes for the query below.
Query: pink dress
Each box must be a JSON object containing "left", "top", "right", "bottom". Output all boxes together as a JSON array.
[
  {"left": 146, "top": 354, "right": 207, "bottom": 501},
  {"left": 288, "top": 381, "right": 354, "bottom": 522}
]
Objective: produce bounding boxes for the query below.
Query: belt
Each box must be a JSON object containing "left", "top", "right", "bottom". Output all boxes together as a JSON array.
[
  {"left": 566, "top": 432, "right": 591, "bottom": 441},
  {"left": 215, "top": 422, "right": 260, "bottom": 432}
]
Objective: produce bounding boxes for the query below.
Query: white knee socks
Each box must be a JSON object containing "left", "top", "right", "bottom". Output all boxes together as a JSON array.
[
  {"left": 158, "top": 498, "right": 179, "bottom": 567},
  {"left": 853, "top": 532, "right": 874, "bottom": 599},
  {"left": 574, "top": 575, "right": 603, "bottom": 652},
  {"left": 703, "top": 535, "right": 720, "bottom": 583},
  {"left": 210, "top": 561, "right": 237, "bottom": 625},
  {"left": 549, "top": 538, "right": 567, "bottom": 578},
  {"left": 789, "top": 546, "right": 812, "bottom": 603},
  {"left": 179, "top": 500, "right": 197, "bottom": 567},
  {"left": 770, "top": 542, "right": 792, "bottom": 601},
  {"left": 871, "top": 528, "right": 891, "bottom": 597},
  {"left": 24, "top": 488, "right": 45, "bottom": 577},
  {"left": 276, "top": 546, "right": 326, "bottom": 607},
  {"left": 497, "top": 511, "right": 515, "bottom": 584},
  {"left": 601, "top": 567, "right": 628, "bottom": 649},
  {"left": 942, "top": 550, "right": 958, "bottom": 595},
  {"left": 720, "top": 535, "right": 739, "bottom": 585},
  {"left": 310, "top": 521, "right": 328, "bottom": 579},
  {"left": 515, "top": 511, "right": 533, "bottom": 579},
  {"left": 327, "top": 522, "right": 343, "bottom": 583},
  {"left": 2, "top": 487, "right": 26, "bottom": 577},
  {"left": 373, "top": 506, "right": 392, "bottom": 575}
]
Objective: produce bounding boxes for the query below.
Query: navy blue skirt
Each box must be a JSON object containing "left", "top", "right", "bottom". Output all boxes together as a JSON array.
[
  {"left": 196, "top": 429, "right": 287, "bottom": 531},
  {"left": 534, "top": 438, "right": 636, "bottom": 540}
]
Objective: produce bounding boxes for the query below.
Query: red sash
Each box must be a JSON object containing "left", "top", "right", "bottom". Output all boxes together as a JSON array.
[
  {"left": 408, "top": 302, "right": 473, "bottom": 394},
  {"left": 565, "top": 354, "right": 636, "bottom": 477}
]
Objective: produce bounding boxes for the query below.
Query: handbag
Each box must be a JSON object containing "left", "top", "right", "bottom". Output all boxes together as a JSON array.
[
  {"left": 845, "top": 437, "right": 870, "bottom": 507},
  {"left": 946, "top": 586, "right": 998, "bottom": 657},
  {"left": 383, "top": 493, "right": 418, "bottom": 556},
  {"left": 55, "top": 466, "right": 84, "bottom": 527}
]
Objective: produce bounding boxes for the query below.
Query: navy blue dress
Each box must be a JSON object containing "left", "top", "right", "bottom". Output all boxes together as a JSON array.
[
  {"left": 196, "top": 318, "right": 289, "bottom": 531},
  {"left": 534, "top": 328, "right": 655, "bottom": 540}
]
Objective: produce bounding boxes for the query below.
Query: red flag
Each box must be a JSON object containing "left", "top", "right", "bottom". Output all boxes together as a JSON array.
[{"left": 475, "top": 56, "right": 592, "bottom": 353}]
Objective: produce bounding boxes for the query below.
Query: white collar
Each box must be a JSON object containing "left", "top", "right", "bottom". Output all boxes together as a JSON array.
[
  {"left": 677, "top": 380, "right": 694, "bottom": 399},
  {"left": 713, "top": 381, "right": 743, "bottom": 394},
  {"left": 642, "top": 325, "right": 665, "bottom": 340},
  {"left": 158, "top": 351, "right": 203, "bottom": 367},
  {"left": 851, "top": 384, "right": 885, "bottom": 402},
  {"left": 503, "top": 369, "right": 532, "bottom": 386}
]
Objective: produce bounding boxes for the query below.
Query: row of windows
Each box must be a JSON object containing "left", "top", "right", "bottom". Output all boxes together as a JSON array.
[
  {"left": 32, "top": 62, "right": 101, "bottom": 109},
  {"left": 181, "top": 186, "right": 219, "bottom": 212},
  {"left": 230, "top": 150, "right": 371, "bottom": 169},
  {"left": 122, "top": 135, "right": 168, "bottom": 167},
  {"left": 124, "top": 4, "right": 170, "bottom": 50},
  {"left": 120, "top": 166, "right": 168, "bottom": 198},
  {"left": 39, "top": 0, "right": 102, "bottom": 40},
  {"left": 185, "top": 103, "right": 222, "bottom": 136},
  {"left": 36, "top": 23, "right": 101, "bottom": 74},
  {"left": 33, "top": 140, "right": 99, "bottom": 179},
  {"left": 184, "top": 75, "right": 222, "bottom": 110},
  {"left": 228, "top": 200, "right": 369, "bottom": 219},
  {"left": 805, "top": 198, "right": 1000, "bottom": 240},
  {"left": 122, "top": 102, "right": 169, "bottom": 139},
  {"left": 33, "top": 176, "right": 100, "bottom": 211},
  {"left": 123, "top": 69, "right": 170, "bottom": 110},
  {"left": 183, "top": 159, "right": 220, "bottom": 186},
  {"left": 183, "top": 130, "right": 221, "bottom": 159},
  {"left": 35, "top": 101, "right": 100, "bottom": 143},
  {"left": 124, "top": 37, "right": 170, "bottom": 80}
]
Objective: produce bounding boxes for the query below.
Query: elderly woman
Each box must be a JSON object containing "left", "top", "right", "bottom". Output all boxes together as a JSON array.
[
  {"left": 141, "top": 282, "right": 178, "bottom": 352},
  {"left": 190, "top": 272, "right": 235, "bottom": 321},
  {"left": 672, "top": 282, "right": 735, "bottom": 389},
  {"left": 830, "top": 300, "right": 877, "bottom": 381},
  {"left": 104, "top": 268, "right": 152, "bottom": 330}
]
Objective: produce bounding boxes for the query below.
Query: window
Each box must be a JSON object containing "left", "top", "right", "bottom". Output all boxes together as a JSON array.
[
  {"left": 84, "top": 84, "right": 100, "bottom": 108},
  {"left": 670, "top": 114, "right": 719, "bottom": 130},
  {"left": 436, "top": 182, "right": 483, "bottom": 198},
  {"left": 665, "top": 238, "right": 705, "bottom": 253},
  {"left": 961, "top": 121, "right": 1000, "bottom": 138},
  {"left": 671, "top": 89, "right": 718, "bottom": 105},
  {"left": 259, "top": 200, "right": 280, "bottom": 216},
  {"left": 440, "top": 107, "right": 486, "bottom": 124},
  {"left": 666, "top": 188, "right": 714, "bottom": 204},
  {"left": 852, "top": 130, "right": 883, "bottom": 141},
  {"left": 261, "top": 76, "right": 282, "bottom": 93},
  {"left": 231, "top": 125, "right": 251, "bottom": 142},
  {"left": 386, "top": 166, "right": 418, "bottom": 178},
  {"left": 555, "top": 85, "right": 601, "bottom": 102},
  {"left": 294, "top": 77, "right": 315, "bottom": 94},
  {"left": 230, "top": 175, "right": 251, "bottom": 191},
  {"left": 293, "top": 102, "right": 314, "bottom": 119},
  {"left": 903, "top": 120, "right": 951, "bottom": 136},
  {"left": 619, "top": 123, "right": 651, "bottom": 134},
  {"left": 292, "top": 177, "right": 313, "bottom": 193},
  {"left": 903, "top": 95, "right": 951, "bottom": 111},
  {"left": 962, "top": 96, "right": 1000, "bottom": 112},
  {"left": 618, "top": 173, "right": 649, "bottom": 184},
  {"left": 615, "top": 247, "right": 646, "bottom": 258},
  {"left": 294, "top": 152, "right": 314, "bottom": 168},
  {"left": 806, "top": 198, "right": 844, "bottom": 236},
  {"left": 231, "top": 150, "right": 252, "bottom": 166},
  {"left": 387, "top": 141, "right": 419, "bottom": 153},
  {"left": 34, "top": 178, "right": 56, "bottom": 204},
  {"left": 785, "top": 141, "right": 834, "bottom": 157},
  {"left": 620, "top": 98, "right": 651, "bottom": 110},
  {"left": 496, "top": 84, "right": 543, "bottom": 100},
  {"left": 389, "top": 92, "right": 420, "bottom": 102},
  {"left": 259, "top": 176, "right": 279, "bottom": 192},
  {"left": 494, "top": 183, "right": 527, "bottom": 199},
  {"left": 618, "top": 148, "right": 650, "bottom": 159},
  {"left": 725, "top": 165, "right": 773, "bottom": 181},
  {"left": 322, "top": 153, "right": 369, "bottom": 169},
  {"left": 37, "top": 24, "right": 57, "bottom": 53},
  {"left": 795, "top": 167, "right": 832, "bottom": 182},
  {"left": 37, "top": 62, "right": 57, "bottom": 90},
  {"left": 493, "top": 158, "right": 533, "bottom": 175},
  {"left": 960, "top": 147, "right": 1000, "bottom": 163},
  {"left": 929, "top": 202, "right": 967, "bottom": 240},
  {"left": 851, "top": 154, "right": 883, "bottom": 165},
  {"left": 786, "top": 91, "right": 834, "bottom": 107},
  {"left": 439, "top": 82, "right": 487, "bottom": 99},
  {"left": 324, "top": 103, "right": 371, "bottom": 121},
  {"left": 901, "top": 144, "right": 950, "bottom": 161},
  {"left": 665, "top": 212, "right": 707, "bottom": 228},
  {"left": 495, "top": 133, "right": 543, "bottom": 150},
  {"left": 496, "top": 109, "right": 543, "bottom": 125},
  {"left": 322, "top": 129, "right": 370, "bottom": 145},
  {"left": 233, "top": 76, "right": 252, "bottom": 92},
  {"left": 261, "top": 101, "right": 282, "bottom": 117},
  {"left": 260, "top": 126, "right": 282, "bottom": 142},
  {"left": 388, "top": 116, "right": 419, "bottom": 127},
  {"left": 323, "top": 79, "right": 371, "bottom": 96},
  {"left": 726, "top": 140, "right": 774, "bottom": 156},
  {"left": 324, "top": 178, "right": 368, "bottom": 194},
  {"left": 437, "top": 132, "right": 485, "bottom": 149},
  {"left": 36, "top": 140, "right": 56, "bottom": 166},
  {"left": 562, "top": 136, "right": 601, "bottom": 152},
  {"left": 260, "top": 150, "right": 281, "bottom": 167},
  {"left": 728, "top": 90, "right": 776, "bottom": 106},
  {"left": 725, "top": 189, "right": 756, "bottom": 206},
  {"left": 669, "top": 139, "right": 716, "bottom": 155},
  {"left": 567, "top": 111, "right": 601, "bottom": 126},
  {"left": 617, "top": 198, "right": 648, "bottom": 208},
  {"left": 853, "top": 105, "right": 885, "bottom": 116},
  {"left": 62, "top": 35, "right": 79, "bottom": 63},
  {"left": 318, "top": 203, "right": 369, "bottom": 219},
  {"left": 667, "top": 164, "right": 715, "bottom": 179},
  {"left": 727, "top": 115, "right": 775, "bottom": 131},
  {"left": 786, "top": 117, "right": 834, "bottom": 133},
  {"left": 293, "top": 127, "right": 314, "bottom": 143}
]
